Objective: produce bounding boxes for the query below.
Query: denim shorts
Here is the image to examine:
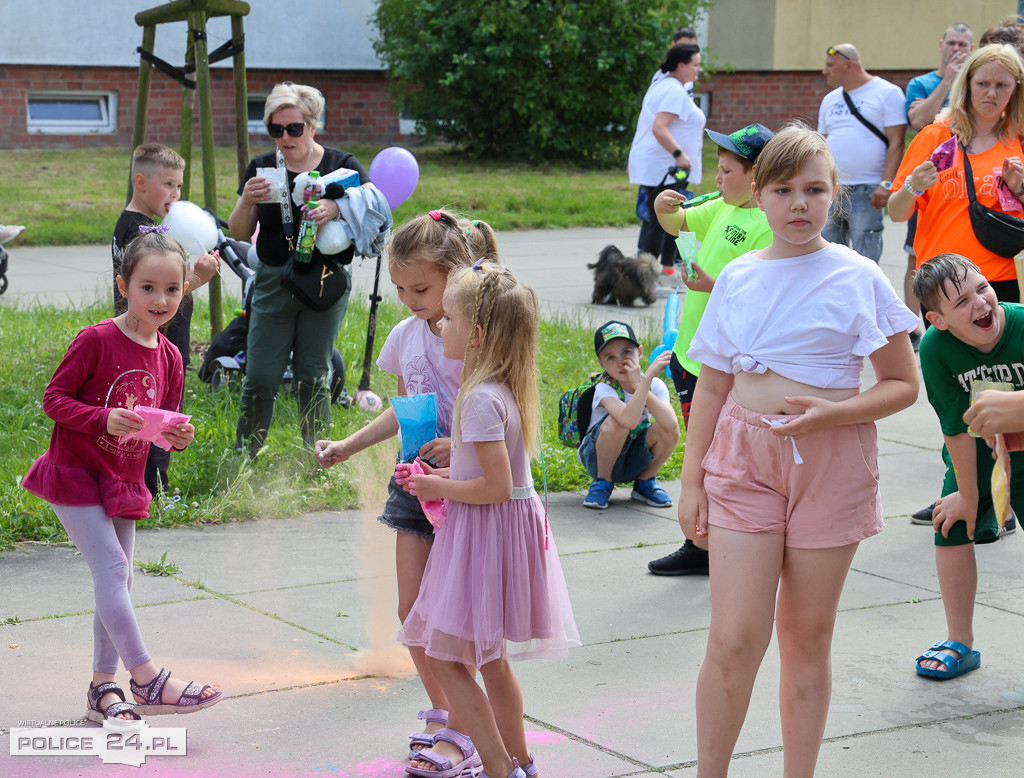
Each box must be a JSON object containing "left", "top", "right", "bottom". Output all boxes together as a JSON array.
[
  {"left": 378, "top": 473, "right": 434, "bottom": 541},
  {"left": 577, "top": 416, "right": 654, "bottom": 484}
]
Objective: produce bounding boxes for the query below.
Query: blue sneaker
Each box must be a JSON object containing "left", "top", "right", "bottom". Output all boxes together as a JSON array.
[
  {"left": 631, "top": 477, "right": 672, "bottom": 507},
  {"left": 583, "top": 479, "right": 613, "bottom": 510}
]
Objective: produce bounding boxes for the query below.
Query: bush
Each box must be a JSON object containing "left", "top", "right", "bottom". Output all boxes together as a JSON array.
[{"left": 373, "top": 0, "right": 713, "bottom": 165}]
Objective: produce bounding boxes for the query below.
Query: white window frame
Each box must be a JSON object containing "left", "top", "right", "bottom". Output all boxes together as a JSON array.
[{"left": 26, "top": 91, "right": 118, "bottom": 135}]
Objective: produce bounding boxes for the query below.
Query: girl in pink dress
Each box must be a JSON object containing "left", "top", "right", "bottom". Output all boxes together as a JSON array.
[{"left": 399, "top": 263, "right": 580, "bottom": 778}]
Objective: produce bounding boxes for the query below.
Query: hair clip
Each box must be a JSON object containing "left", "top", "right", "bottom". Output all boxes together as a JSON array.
[
  {"left": 429, "top": 210, "right": 442, "bottom": 221},
  {"left": 472, "top": 257, "right": 487, "bottom": 270},
  {"left": 138, "top": 224, "right": 169, "bottom": 234}
]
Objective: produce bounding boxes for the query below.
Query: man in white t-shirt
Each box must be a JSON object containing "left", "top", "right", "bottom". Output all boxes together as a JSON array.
[{"left": 818, "top": 43, "right": 907, "bottom": 262}]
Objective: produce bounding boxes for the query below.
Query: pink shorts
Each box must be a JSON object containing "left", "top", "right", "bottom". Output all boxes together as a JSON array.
[{"left": 701, "top": 395, "right": 883, "bottom": 549}]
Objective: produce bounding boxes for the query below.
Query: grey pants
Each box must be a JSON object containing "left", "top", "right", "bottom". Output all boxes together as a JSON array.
[{"left": 53, "top": 504, "right": 151, "bottom": 674}]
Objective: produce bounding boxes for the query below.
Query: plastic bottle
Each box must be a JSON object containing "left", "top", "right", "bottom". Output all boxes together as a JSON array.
[
  {"left": 296, "top": 200, "right": 318, "bottom": 263},
  {"left": 303, "top": 171, "right": 322, "bottom": 204}
]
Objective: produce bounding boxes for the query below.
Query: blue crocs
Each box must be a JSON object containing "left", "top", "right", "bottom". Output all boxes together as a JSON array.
[
  {"left": 583, "top": 479, "right": 613, "bottom": 510},
  {"left": 631, "top": 477, "right": 672, "bottom": 507},
  {"left": 915, "top": 639, "right": 981, "bottom": 679}
]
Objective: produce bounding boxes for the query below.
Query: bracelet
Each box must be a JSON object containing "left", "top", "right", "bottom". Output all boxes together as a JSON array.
[{"left": 905, "top": 180, "right": 925, "bottom": 197}]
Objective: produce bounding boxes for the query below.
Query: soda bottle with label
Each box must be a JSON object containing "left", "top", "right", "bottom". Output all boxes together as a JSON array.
[{"left": 295, "top": 200, "right": 318, "bottom": 263}]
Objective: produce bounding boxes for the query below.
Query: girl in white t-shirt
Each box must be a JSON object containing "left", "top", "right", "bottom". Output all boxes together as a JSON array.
[
  {"left": 315, "top": 209, "right": 487, "bottom": 763},
  {"left": 679, "top": 124, "right": 920, "bottom": 776}
]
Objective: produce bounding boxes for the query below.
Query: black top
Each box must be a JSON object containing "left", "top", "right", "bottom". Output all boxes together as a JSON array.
[{"left": 238, "top": 147, "right": 369, "bottom": 267}]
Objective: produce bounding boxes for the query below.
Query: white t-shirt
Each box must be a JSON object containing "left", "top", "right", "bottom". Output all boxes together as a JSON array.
[
  {"left": 651, "top": 69, "right": 695, "bottom": 95},
  {"left": 376, "top": 316, "right": 463, "bottom": 437},
  {"left": 587, "top": 378, "right": 670, "bottom": 431},
  {"left": 628, "top": 76, "right": 705, "bottom": 187},
  {"left": 817, "top": 77, "right": 906, "bottom": 185},
  {"left": 687, "top": 244, "right": 919, "bottom": 389}
]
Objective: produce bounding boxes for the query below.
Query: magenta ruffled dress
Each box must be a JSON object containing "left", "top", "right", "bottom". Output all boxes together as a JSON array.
[{"left": 399, "top": 381, "right": 580, "bottom": 667}]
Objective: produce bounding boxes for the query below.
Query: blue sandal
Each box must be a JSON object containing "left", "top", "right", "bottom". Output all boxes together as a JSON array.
[{"left": 915, "top": 639, "right": 981, "bottom": 679}]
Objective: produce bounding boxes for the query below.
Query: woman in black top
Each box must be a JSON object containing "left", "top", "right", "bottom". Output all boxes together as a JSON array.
[{"left": 229, "top": 82, "right": 368, "bottom": 455}]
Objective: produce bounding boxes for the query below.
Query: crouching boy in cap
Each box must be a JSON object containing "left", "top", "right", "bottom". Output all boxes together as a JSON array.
[{"left": 579, "top": 321, "right": 679, "bottom": 510}]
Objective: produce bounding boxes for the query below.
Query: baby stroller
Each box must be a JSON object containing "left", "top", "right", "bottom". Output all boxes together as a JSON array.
[
  {"left": 0, "top": 225, "right": 25, "bottom": 295},
  {"left": 198, "top": 213, "right": 348, "bottom": 405}
]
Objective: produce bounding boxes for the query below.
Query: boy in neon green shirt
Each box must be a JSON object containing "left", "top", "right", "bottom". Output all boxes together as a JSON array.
[{"left": 647, "top": 123, "right": 774, "bottom": 575}]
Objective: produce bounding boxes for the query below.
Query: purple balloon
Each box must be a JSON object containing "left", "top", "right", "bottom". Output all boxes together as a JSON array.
[{"left": 369, "top": 147, "right": 420, "bottom": 210}]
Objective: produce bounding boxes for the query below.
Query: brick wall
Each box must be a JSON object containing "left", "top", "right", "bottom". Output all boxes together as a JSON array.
[
  {"left": 0, "top": 64, "right": 411, "bottom": 150},
  {"left": 699, "top": 70, "right": 921, "bottom": 133}
]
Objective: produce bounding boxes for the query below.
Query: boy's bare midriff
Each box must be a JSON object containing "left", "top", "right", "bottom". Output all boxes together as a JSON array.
[{"left": 732, "top": 369, "right": 858, "bottom": 415}]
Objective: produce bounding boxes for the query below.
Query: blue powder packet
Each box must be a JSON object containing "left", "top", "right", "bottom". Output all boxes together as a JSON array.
[{"left": 391, "top": 393, "right": 439, "bottom": 462}]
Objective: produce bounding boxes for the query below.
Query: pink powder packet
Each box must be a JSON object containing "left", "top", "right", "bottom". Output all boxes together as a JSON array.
[
  {"left": 994, "top": 169, "right": 1024, "bottom": 213},
  {"left": 395, "top": 458, "right": 446, "bottom": 529},
  {"left": 929, "top": 137, "right": 957, "bottom": 172},
  {"left": 120, "top": 405, "right": 192, "bottom": 451}
]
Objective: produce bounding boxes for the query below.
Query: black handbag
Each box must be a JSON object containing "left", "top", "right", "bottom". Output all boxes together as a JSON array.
[
  {"left": 280, "top": 255, "right": 349, "bottom": 311},
  {"left": 960, "top": 142, "right": 1024, "bottom": 258}
]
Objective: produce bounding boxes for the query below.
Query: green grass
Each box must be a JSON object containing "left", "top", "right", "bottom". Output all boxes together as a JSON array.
[
  {"left": 0, "top": 144, "right": 722, "bottom": 245},
  {"left": 0, "top": 295, "right": 684, "bottom": 548}
]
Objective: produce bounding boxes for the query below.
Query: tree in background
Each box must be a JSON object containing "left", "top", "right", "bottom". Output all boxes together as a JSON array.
[{"left": 373, "top": 0, "right": 715, "bottom": 165}]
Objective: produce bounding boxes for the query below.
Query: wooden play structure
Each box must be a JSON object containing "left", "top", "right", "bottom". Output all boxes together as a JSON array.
[{"left": 129, "top": 0, "right": 252, "bottom": 336}]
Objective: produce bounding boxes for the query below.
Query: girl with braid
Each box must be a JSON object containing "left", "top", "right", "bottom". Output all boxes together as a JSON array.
[{"left": 398, "top": 263, "right": 580, "bottom": 778}]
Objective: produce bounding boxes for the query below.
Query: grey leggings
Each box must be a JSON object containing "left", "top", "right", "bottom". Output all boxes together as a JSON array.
[{"left": 52, "top": 504, "right": 151, "bottom": 674}]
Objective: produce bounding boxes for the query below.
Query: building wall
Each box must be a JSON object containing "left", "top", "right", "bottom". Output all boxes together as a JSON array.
[
  {"left": 707, "top": 0, "right": 1016, "bottom": 71},
  {"left": 0, "top": 65, "right": 408, "bottom": 150},
  {"left": 698, "top": 70, "right": 919, "bottom": 135}
]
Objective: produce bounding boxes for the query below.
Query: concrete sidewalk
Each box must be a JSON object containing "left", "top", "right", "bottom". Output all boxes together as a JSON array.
[{"left": 3, "top": 223, "right": 1024, "bottom": 776}]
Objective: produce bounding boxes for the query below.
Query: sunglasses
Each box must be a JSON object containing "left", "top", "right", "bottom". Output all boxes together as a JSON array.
[
  {"left": 267, "top": 122, "right": 306, "bottom": 139},
  {"left": 826, "top": 46, "right": 851, "bottom": 61}
]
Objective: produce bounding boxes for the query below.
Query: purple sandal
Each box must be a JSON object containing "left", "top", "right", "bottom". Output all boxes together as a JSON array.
[
  {"left": 408, "top": 708, "right": 449, "bottom": 759},
  {"left": 86, "top": 682, "right": 142, "bottom": 728},
  {"left": 406, "top": 727, "right": 482, "bottom": 778},
  {"left": 129, "top": 668, "right": 223, "bottom": 715},
  {"left": 478, "top": 760, "right": 527, "bottom": 778}
]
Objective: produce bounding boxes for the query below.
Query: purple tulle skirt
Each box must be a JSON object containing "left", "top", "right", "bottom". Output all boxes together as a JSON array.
[{"left": 399, "top": 491, "right": 580, "bottom": 668}]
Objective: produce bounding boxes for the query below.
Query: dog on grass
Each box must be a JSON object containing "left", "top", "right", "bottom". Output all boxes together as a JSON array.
[{"left": 588, "top": 245, "right": 660, "bottom": 306}]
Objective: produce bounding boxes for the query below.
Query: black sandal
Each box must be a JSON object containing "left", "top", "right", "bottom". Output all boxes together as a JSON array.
[
  {"left": 130, "top": 667, "right": 223, "bottom": 715},
  {"left": 86, "top": 682, "right": 142, "bottom": 728}
]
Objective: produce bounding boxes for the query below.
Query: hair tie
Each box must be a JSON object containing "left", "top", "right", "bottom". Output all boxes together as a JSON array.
[
  {"left": 472, "top": 257, "right": 487, "bottom": 269},
  {"left": 472, "top": 220, "right": 480, "bottom": 227},
  {"left": 428, "top": 210, "right": 442, "bottom": 221},
  {"left": 138, "top": 224, "right": 169, "bottom": 234}
]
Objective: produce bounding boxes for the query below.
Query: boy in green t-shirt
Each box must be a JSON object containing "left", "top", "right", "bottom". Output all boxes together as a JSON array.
[
  {"left": 646, "top": 123, "right": 775, "bottom": 576},
  {"left": 913, "top": 254, "right": 1024, "bottom": 680}
]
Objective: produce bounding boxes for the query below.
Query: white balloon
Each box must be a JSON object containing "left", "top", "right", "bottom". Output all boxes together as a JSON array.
[{"left": 162, "top": 201, "right": 218, "bottom": 256}]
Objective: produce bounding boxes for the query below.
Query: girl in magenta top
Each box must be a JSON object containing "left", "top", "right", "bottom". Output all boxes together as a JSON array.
[{"left": 23, "top": 231, "right": 222, "bottom": 726}]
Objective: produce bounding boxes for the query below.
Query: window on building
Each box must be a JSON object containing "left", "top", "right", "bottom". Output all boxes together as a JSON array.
[
  {"left": 248, "top": 95, "right": 326, "bottom": 135},
  {"left": 693, "top": 91, "right": 711, "bottom": 118},
  {"left": 26, "top": 92, "right": 118, "bottom": 135}
]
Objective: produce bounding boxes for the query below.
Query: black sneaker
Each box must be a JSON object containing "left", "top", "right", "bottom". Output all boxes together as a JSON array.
[
  {"left": 911, "top": 502, "right": 935, "bottom": 525},
  {"left": 647, "top": 539, "right": 709, "bottom": 576},
  {"left": 1000, "top": 513, "right": 1017, "bottom": 537}
]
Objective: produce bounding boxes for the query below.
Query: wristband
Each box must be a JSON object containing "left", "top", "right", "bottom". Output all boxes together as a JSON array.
[
  {"left": 905, "top": 180, "right": 925, "bottom": 197},
  {"left": 672, "top": 148, "right": 683, "bottom": 159}
]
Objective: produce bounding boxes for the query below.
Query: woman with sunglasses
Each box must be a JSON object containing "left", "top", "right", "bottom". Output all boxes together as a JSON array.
[{"left": 229, "top": 81, "right": 369, "bottom": 455}]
